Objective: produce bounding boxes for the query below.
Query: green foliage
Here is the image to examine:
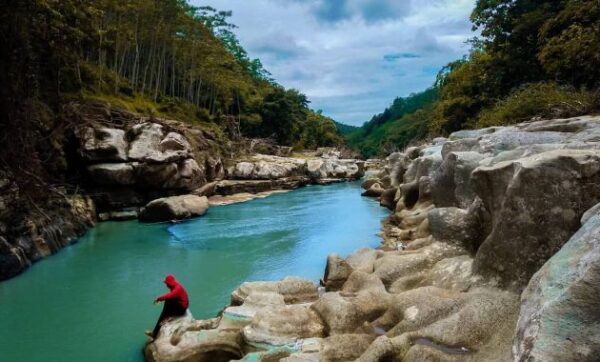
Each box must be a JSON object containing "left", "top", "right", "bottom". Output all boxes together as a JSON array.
[
  {"left": 431, "top": 0, "right": 600, "bottom": 135},
  {"left": 362, "top": 88, "right": 438, "bottom": 136},
  {"left": 348, "top": 0, "right": 600, "bottom": 157},
  {"left": 196, "top": 6, "right": 273, "bottom": 82},
  {"left": 258, "top": 87, "right": 308, "bottom": 145},
  {"left": 430, "top": 51, "right": 497, "bottom": 134},
  {"left": 538, "top": 0, "right": 600, "bottom": 88},
  {"left": 475, "top": 82, "right": 599, "bottom": 128},
  {"left": 333, "top": 121, "right": 359, "bottom": 136},
  {"left": 296, "top": 112, "right": 343, "bottom": 149},
  {"left": 345, "top": 89, "right": 438, "bottom": 157}
]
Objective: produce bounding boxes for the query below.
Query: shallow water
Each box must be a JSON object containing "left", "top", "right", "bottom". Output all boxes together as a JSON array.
[{"left": 0, "top": 181, "right": 388, "bottom": 361}]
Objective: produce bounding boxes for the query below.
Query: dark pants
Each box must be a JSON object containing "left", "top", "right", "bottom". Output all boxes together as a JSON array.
[{"left": 153, "top": 299, "right": 186, "bottom": 337}]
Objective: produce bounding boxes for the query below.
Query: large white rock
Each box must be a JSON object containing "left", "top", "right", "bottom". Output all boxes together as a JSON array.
[
  {"left": 128, "top": 123, "right": 191, "bottom": 163},
  {"left": 513, "top": 212, "right": 600, "bottom": 362},
  {"left": 79, "top": 127, "right": 128, "bottom": 162},
  {"left": 139, "top": 195, "right": 208, "bottom": 222}
]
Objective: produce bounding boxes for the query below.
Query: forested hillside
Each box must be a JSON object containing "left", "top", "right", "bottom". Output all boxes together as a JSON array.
[
  {"left": 346, "top": 0, "right": 600, "bottom": 157},
  {"left": 0, "top": 0, "right": 342, "bottom": 179},
  {"left": 346, "top": 88, "right": 438, "bottom": 157}
]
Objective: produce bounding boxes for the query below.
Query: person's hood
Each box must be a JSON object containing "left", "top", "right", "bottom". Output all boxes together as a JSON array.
[{"left": 164, "top": 274, "right": 178, "bottom": 289}]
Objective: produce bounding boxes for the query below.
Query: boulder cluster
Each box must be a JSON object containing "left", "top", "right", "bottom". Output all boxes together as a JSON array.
[
  {"left": 77, "top": 121, "right": 365, "bottom": 223},
  {"left": 146, "top": 115, "right": 600, "bottom": 361},
  {"left": 80, "top": 122, "right": 221, "bottom": 191}
]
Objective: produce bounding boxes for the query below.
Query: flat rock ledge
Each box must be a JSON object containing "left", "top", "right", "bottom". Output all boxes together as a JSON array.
[{"left": 144, "top": 115, "right": 600, "bottom": 361}]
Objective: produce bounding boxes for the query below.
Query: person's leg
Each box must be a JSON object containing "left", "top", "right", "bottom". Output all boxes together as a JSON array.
[{"left": 152, "top": 300, "right": 179, "bottom": 337}]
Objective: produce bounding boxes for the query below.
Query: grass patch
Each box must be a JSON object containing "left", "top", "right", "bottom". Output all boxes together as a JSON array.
[{"left": 475, "top": 82, "right": 599, "bottom": 128}]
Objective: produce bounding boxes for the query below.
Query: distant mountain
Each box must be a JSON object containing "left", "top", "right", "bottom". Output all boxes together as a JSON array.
[{"left": 334, "top": 121, "right": 360, "bottom": 135}]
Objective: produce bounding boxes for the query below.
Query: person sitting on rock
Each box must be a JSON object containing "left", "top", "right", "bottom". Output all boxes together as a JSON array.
[{"left": 146, "top": 274, "right": 189, "bottom": 339}]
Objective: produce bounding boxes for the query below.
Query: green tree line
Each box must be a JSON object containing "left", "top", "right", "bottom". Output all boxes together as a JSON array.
[
  {"left": 346, "top": 0, "right": 600, "bottom": 157},
  {"left": 0, "top": 0, "right": 342, "bottom": 169}
]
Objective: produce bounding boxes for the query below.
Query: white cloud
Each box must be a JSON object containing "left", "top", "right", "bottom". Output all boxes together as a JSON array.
[{"left": 191, "top": 0, "right": 476, "bottom": 125}]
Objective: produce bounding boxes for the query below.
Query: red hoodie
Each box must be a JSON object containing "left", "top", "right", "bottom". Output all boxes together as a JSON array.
[{"left": 156, "top": 275, "right": 189, "bottom": 309}]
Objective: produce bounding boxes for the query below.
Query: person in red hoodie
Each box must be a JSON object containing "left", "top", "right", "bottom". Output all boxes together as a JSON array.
[{"left": 147, "top": 274, "right": 189, "bottom": 338}]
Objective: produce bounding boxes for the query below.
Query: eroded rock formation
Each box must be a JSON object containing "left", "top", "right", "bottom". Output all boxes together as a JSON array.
[{"left": 146, "top": 115, "right": 600, "bottom": 361}]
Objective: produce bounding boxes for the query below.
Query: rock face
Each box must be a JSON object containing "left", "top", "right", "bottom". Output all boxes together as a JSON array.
[
  {"left": 78, "top": 127, "right": 128, "bottom": 162},
  {"left": 0, "top": 192, "right": 96, "bottom": 281},
  {"left": 139, "top": 195, "right": 209, "bottom": 222},
  {"left": 513, "top": 209, "right": 600, "bottom": 362},
  {"left": 144, "top": 115, "right": 600, "bottom": 362},
  {"left": 128, "top": 123, "right": 192, "bottom": 163},
  {"left": 80, "top": 122, "right": 207, "bottom": 192},
  {"left": 227, "top": 154, "right": 364, "bottom": 181},
  {"left": 472, "top": 149, "right": 600, "bottom": 287}
]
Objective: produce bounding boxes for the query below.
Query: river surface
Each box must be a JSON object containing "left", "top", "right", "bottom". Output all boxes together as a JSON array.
[{"left": 0, "top": 181, "right": 388, "bottom": 361}]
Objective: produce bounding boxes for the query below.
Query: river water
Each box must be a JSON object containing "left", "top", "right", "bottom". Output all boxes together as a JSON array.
[{"left": 0, "top": 181, "right": 388, "bottom": 361}]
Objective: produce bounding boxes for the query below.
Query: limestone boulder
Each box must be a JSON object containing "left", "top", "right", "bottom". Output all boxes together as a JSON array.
[
  {"left": 232, "top": 162, "right": 255, "bottom": 179},
  {"left": 321, "top": 334, "right": 375, "bottom": 362},
  {"left": 471, "top": 149, "right": 600, "bottom": 287},
  {"left": 342, "top": 271, "right": 386, "bottom": 294},
  {"left": 87, "top": 163, "right": 136, "bottom": 185},
  {"left": 342, "top": 161, "right": 364, "bottom": 179},
  {"left": 431, "top": 151, "right": 485, "bottom": 208},
  {"left": 231, "top": 277, "right": 318, "bottom": 305},
  {"left": 403, "top": 148, "right": 443, "bottom": 186},
  {"left": 128, "top": 123, "right": 191, "bottom": 163},
  {"left": 375, "top": 286, "right": 465, "bottom": 336},
  {"left": 361, "top": 178, "right": 380, "bottom": 190},
  {"left": 513, "top": 212, "right": 600, "bottom": 362},
  {"left": 311, "top": 292, "right": 367, "bottom": 334},
  {"left": 317, "top": 147, "right": 341, "bottom": 159},
  {"left": 373, "top": 253, "right": 431, "bottom": 287},
  {"left": 78, "top": 126, "right": 128, "bottom": 162},
  {"left": 427, "top": 207, "right": 480, "bottom": 251},
  {"left": 225, "top": 291, "right": 285, "bottom": 320},
  {"left": 243, "top": 304, "right": 324, "bottom": 346},
  {"left": 160, "top": 132, "right": 192, "bottom": 153},
  {"left": 373, "top": 242, "right": 465, "bottom": 287},
  {"left": 361, "top": 183, "right": 384, "bottom": 198},
  {"left": 425, "top": 255, "right": 477, "bottom": 291},
  {"left": 389, "top": 154, "right": 410, "bottom": 187},
  {"left": 323, "top": 254, "right": 353, "bottom": 291},
  {"left": 163, "top": 159, "right": 205, "bottom": 190},
  {"left": 346, "top": 248, "right": 379, "bottom": 273},
  {"left": 144, "top": 312, "right": 242, "bottom": 362},
  {"left": 254, "top": 161, "right": 295, "bottom": 179},
  {"left": 230, "top": 155, "right": 307, "bottom": 180},
  {"left": 135, "top": 163, "right": 178, "bottom": 189},
  {"left": 581, "top": 202, "right": 600, "bottom": 225},
  {"left": 379, "top": 188, "right": 397, "bottom": 210},
  {"left": 307, "top": 159, "right": 325, "bottom": 179},
  {"left": 139, "top": 195, "right": 208, "bottom": 222},
  {"left": 205, "top": 157, "right": 224, "bottom": 181}
]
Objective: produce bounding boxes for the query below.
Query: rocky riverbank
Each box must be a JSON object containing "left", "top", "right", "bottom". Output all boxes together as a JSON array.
[
  {"left": 145, "top": 115, "right": 600, "bottom": 362},
  {"left": 0, "top": 102, "right": 365, "bottom": 281}
]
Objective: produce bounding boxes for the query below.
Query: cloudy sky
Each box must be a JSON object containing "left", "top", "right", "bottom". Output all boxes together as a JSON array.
[{"left": 191, "top": 0, "right": 477, "bottom": 126}]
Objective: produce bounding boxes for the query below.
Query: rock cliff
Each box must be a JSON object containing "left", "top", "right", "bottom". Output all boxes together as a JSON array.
[{"left": 145, "top": 115, "right": 600, "bottom": 361}]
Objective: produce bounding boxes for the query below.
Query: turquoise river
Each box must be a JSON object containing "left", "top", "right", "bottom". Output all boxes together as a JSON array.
[{"left": 0, "top": 181, "right": 388, "bottom": 361}]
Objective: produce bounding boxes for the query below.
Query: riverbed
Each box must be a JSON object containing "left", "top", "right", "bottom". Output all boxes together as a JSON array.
[{"left": 0, "top": 181, "right": 388, "bottom": 361}]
